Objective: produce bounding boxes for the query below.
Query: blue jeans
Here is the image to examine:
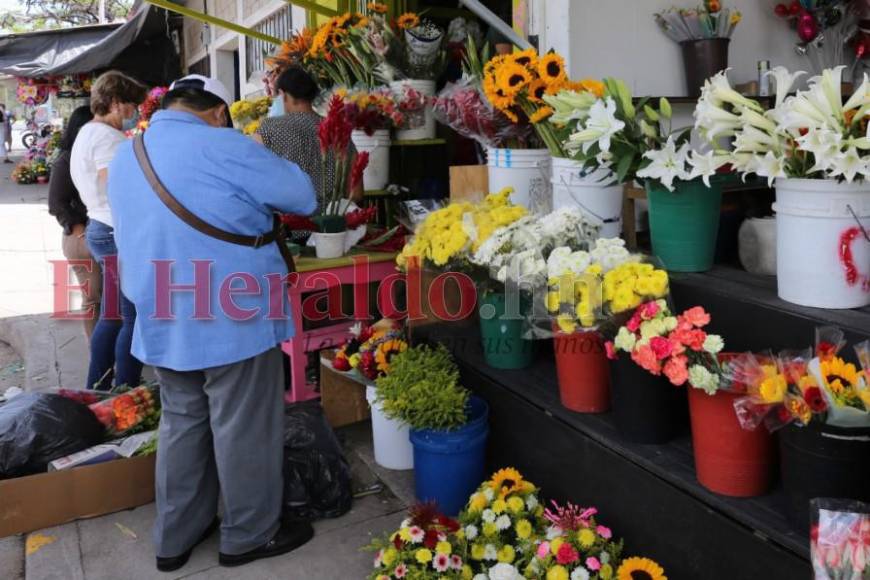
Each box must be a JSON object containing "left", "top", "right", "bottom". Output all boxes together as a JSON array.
[{"left": 85, "top": 219, "right": 143, "bottom": 390}]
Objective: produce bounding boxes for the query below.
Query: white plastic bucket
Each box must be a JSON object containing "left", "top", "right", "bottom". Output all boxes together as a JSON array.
[
  {"left": 550, "top": 156, "right": 623, "bottom": 238},
  {"left": 486, "top": 148, "right": 551, "bottom": 213},
  {"left": 390, "top": 80, "right": 436, "bottom": 141},
  {"left": 311, "top": 230, "right": 347, "bottom": 259},
  {"left": 366, "top": 385, "right": 414, "bottom": 470},
  {"left": 773, "top": 178, "right": 870, "bottom": 309},
  {"left": 738, "top": 217, "right": 776, "bottom": 276},
  {"left": 351, "top": 129, "right": 390, "bottom": 191}
]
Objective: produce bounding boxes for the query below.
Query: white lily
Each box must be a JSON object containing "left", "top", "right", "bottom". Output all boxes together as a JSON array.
[
  {"left": 733, "top": 125, "right": 780, "bottom": 154},
  {"left": 694, "top": 98, "right": 743, "bottom": 140},
  {"left": 688, "top": 150, "right": 730, "bottom": 187},
  {"left": 844, "top": 73, "right": 870, "bottom": 113},
  {"left": 636, "top": 136, "right": 692, "bottom": 192},
  {"left": 739, "top": 107, "right": 778, "bottom": 134},
  {"left": 829, "top": 146, "right": 865, "bottom": 183},
  {"left": 705, "top": 70, "right": 764, "bottom": 112},
  {"left": 820, "top": 66, "right": 846, "bottom": 120},
  {"left": 567, "top": 97, "right": 625, "bottom": 154},
  {"left": 796, "top": 128, "right": 843, "bottom": 173},
  {"left": 755, "top": 151, "right": 787, "bottom": 187},
  {"left": 730, "top": 152, "right": 763, "bottom": 175},
  {"left": 544, "top": 90, "right": 597, "bottom": 125},
  {"left": 765, "top": 66, "right": 805, "bottom": 108}
]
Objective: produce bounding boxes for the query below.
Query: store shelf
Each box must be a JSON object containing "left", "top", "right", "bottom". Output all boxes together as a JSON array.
[{"left": 391, "top": 138, "right": 447, "bottom": 147}]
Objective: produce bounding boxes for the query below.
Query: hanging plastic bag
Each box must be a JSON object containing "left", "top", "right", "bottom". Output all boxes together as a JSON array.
[
  {"left": 810, "top": 498, "right": 870, "bottom": 579},
  {"left": 282, "top": 401, "right": 352, "bottom": 522},
  {"left": 0, "top": 393, "right": 105, "bottom": 478}
]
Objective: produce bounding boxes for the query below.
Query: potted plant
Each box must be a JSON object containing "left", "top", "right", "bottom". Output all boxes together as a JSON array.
[
  {"left": 332, "top": 320, "right": 410, "bottom": 470},
  {"left": 547, "top": 243, "right": 670, "bottom": 414},
  {"left": 695, "top": 67, "right": 870, "bottom": 308},
  {"left": 732, "top": 327, "right": 870, "bottom": 530},
  {"left": 312, "top": 95, "right": 371, "bottom": 258},
  {"left": 375, "top": 344, "right": 488, "bottom": 516},
  {"left": 546, "top": 79, "right": 727, "bottom": 272}
]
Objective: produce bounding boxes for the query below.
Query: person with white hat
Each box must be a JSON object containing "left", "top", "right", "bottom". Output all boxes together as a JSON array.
[{"left": 107, "top": 74, "right": 317, "bottom": 572}]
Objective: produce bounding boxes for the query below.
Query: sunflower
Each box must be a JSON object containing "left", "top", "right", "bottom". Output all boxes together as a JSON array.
[
  {"left": 483, "top": 75, "right": 514, "bottom": 112},
  {"left": 488, "top": 468, "right": 533, "bottom": 498},
  {"left": 820, "top": 357, "right": 861, "bottom": 394},
  {"left": 527, "top": 79, "right": 548, "bottom": 103},
  {"left": 537, "top": 52, "right": 567, "bottom": 87},
  {"left": 508, "top": 48, "right": 538, "bottom": 71},
  {"left": 495, "top": 62, "right": 532, "bottom": 97},
  {"left": 308, "top": 22, "right": 334, "bottom": 57},
  {"left": 579, "top": 78, "right": 606, "bottom": 97},
  {"left": 367, "top": 1, "right": 388, "bottom": 14},
  {"left": 397, "top": 12, "right": 420, "bottom": 30},
  {"left": 617, "top": 557, "right": 667, "bottom": 580},
  {"left": 501, "top": 108, "right": 519, "bottom": 123},
  {"left": 375, "top": 339, "right": 407, "bottom": 372},
  {"left": 529, "top": 106, "right": 554, "bottom": 124}
]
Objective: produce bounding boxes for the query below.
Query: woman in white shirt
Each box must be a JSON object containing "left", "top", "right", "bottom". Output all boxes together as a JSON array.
[{"left": 71, "top": 70, "right": 147, "bottom": 390}]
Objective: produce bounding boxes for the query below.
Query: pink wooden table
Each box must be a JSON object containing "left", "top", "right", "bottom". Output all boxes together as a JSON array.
[{"left": 282, "top": 250, "right": 402, "bottom": 403}]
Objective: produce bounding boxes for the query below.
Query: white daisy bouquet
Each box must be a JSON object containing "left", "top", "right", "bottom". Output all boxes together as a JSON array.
[
  {"left": 456, "top": 468, "right": 548, "bottom": 579},
  {"left": 543, "top": 78, "right": 722, "bottom": 191},
  {"left": 694, "top": 66, "right": 870, "bottom": 185}
]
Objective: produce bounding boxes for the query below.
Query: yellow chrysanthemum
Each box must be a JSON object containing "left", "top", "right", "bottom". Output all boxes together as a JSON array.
[
  {"left": 515, "top": 519, "right": 532, "bottom": 539},
  {"left": 382, "top": 547, "right": 398, "bottom": 566},
  {"left": 497, "top": 545, "right": 516, "bottom": 563},
  {"left": 469, "top": 492, "right": 487, "bottom": 513},
  {"left": 415, "top": 548, "right": 432, "bottom": 564},
  {"left": 492, "top": 499, "right": 507, "bottom": 514},
  {"left": 436, "top": 541, "right": 452, "bottom": 555},
  {"left": 483, "top": 522, "right": 497, "bottom": 536},
  {"left": 600, "top": 564, "right": 614, "bottom": 580},
  {"left": 617, "top": 557, "right": 668, "bottom": 580},
  {"left": 546, "top": 565, "right": 569, "bottom": 580},
  {"left": 367, "top": 2, "right": 388, "bottom": 14},
  {"left": 529, "top": 106, "right": 554, "bottom": 124},
  {"left": 537, "top": 53, "right": 567, "bottom": 86},
  {"left": 462, "top": 565, "right": 473, "bottom": 579},
  {"left": 577, "top": 528, "right": 596, "bottom": 548},
  {"left": 550, "top": 537, "right": 564, "bottom": 555},
  {"left": 397, "top": 12, "right": 420, "bottom": 29},
  {"left": 471, "top": 544, "right": 485, "bottom": 560},
  {"left": 507, "top": 496, "right": 525, "bottom": 513}
]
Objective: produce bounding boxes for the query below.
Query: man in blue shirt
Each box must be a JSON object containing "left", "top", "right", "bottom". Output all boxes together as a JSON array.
[{"left": 108, "top": 75, "right": 317, "bottom": 572}]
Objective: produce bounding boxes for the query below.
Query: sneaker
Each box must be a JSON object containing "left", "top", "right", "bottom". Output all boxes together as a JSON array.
[
  {"left": 218, "top": 521, "right": 314, "bottom": 567},
  {"left": 156, "top": 517, "right": 220, "bottom": 572}
]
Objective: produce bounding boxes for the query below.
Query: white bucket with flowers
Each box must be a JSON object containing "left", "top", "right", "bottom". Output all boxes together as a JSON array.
[
  {"left": 694, "top": 66, "right": 870, "bottom": 309},
  {"left": 390, "top": 80, "right": 436, "bottom": 141}
]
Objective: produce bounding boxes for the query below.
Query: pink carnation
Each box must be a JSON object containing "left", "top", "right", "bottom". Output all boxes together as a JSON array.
[
  {"left": 596, "top": 525, "right": 612, "bottom": 539},
  {"left": 586, "top": 557, "right": 601, "bottom": 571},
  {"left": 631, "top": 344, "right": 661, "bottom": 375},
  {"left": 649, "top": 336, "right": 674, "bottom": 360},
  {"left": 605, "top": 341, "right": 617, "bottom": 360},
  {"left": 626, "top": 312, "right": 642, "bottom": 332},
  {"left": 639, "top": 301, "right": 660, "bottom": 320},
  {"left": 663, "top": 354, "right": 689, "bottom": 386},
  {"left": 537, "top": 542, "right": 550, "bottom": 559},
  {"left": 681, "top": 306, "right": 711, "bottom": 327}
]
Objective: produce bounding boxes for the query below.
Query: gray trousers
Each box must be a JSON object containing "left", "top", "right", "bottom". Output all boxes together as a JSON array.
[{"left": 154, "top": 347, "right": 284, "bottom": 557}]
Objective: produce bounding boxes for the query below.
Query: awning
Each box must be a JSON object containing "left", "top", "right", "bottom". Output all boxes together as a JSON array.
[{"left": 0, "top": 7, "right": 151, "bottom": 78}]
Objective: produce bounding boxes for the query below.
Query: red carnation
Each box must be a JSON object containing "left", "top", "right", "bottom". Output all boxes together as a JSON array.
[
  {"left": 556, "top": 542, "right": 579, "bottom": 565},
  {"left": 332, "top": 355, "right": 351, "bottom": 371},
  {"left": 649, "top": 336, "right": 674, "bottom": 360},
  {"left": 423, "top": 529, "right": 439, "bottom": 550},
  {"left": 804, "top": 387, "right": 827, "bottom": 413}
]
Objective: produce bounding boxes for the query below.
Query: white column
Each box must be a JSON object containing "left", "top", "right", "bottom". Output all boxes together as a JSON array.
[{"left": 538, "top": 0, "right": 574, "bottom": 71}]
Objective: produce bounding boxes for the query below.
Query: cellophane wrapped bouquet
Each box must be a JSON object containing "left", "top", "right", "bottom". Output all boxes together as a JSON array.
[
  {"left": 88, "top": 385, "right": 161, "bottom": 437},
  {"left": 331, "top": 319, "right": 407, "bottom": 382},
  {"left": 811, "top": 498, "right": 870, "bottom": 580},
  {"left": 607, "top": 302, "right": 725, "bottom": 391}
]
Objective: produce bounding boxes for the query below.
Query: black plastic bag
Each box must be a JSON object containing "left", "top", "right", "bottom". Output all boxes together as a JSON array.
[
  {"left": 0, "top": 393, "right": 105, "bottom": 478},
  {"left": 282, "top": 401, "right": 353, "bottom": 522}
]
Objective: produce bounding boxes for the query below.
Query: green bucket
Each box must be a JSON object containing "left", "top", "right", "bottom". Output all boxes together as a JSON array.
[
  {"left": 477, "top": 292, "right": 535, "bottom": 370},
  {"left": 646, "top": 178, "right": 723, "bottom": 272}
]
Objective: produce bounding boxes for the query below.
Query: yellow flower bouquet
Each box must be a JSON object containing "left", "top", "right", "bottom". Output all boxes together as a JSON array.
[{"left": 229, "top": 95, "right": 272, "bottom": 135}]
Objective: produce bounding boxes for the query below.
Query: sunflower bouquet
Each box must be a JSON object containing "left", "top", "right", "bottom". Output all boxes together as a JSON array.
[
  {"left": 482, "top": 49, "right": 603, "bottom": 156},
  {"left": 331, "top": 319, "right": 407, "bottom": 382},
  {"left": 457, "top": 468, "right": 547, "bottom": 578},
  {"left": 525, "top": 501, "right": 624, "bottom": 580},
  {"left": 305, "top": 12, "right": 378, "bottom": 88},
  {"left": 366, "top": 502, "right": 467, "bottom": 580},
  {"left": 396, "top": 188, "right": 528, "bottom": 271},
  {"left": 229, "top": 95, "right": 272, "bottom": 135}
]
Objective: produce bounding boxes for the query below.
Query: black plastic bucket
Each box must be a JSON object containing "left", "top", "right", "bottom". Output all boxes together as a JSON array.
[
  {"left": 680, "top": 38, "right": 730, "bottom": 98},
  {"left": 779, "top": 423, "right": 870, "bottom": 533},
  {"left": 609, "top": 355, "right": 688, "bottom": 444}
]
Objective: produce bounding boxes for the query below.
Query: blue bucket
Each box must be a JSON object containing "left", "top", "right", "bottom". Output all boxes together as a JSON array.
[{"left": 410, "top": 396, "right": 489, "bottom": 516}]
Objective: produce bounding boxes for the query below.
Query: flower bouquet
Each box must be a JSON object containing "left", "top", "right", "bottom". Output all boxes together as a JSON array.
[
  {"left": 457, "top": 468, "right": 546, "bottom": 578},
  {"left": 229, "top": 95, "right": 272, "bottom": 135},
  {"left": 810, "top": 498, "right": 870, "bottom": 580},
  {"left": 337, "top": 86, "right": 404, "bottom": 135},
  {"left": 88, "top": 385, "right": 161, "bottom": 437},
  {"left": 305, "top": 12, "right": 378, "bottom": 88},
  {"left": 773, "top": 0, "right": 857, "bottom": 76},
  {"left": 526, "top": 502, "right": 623, "bottom": 580},
  {"left": 10, "top": 161, "right": 36, "bottom": 184},
  {"left": 134, "top": 86, "right": 167, "bottom": 133},
  {"left": 366, "top": 502, "right": 465, "bottom": 580},
  {"left": 331, "top": 319, "right": 408, "bottom": 382}
]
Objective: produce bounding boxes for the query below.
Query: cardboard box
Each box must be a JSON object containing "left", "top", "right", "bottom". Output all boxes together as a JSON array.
[
  {"left": 0, "top": 454, "right": 156, "bottom": 537},
  {"left": 320, "top": 350, "right": 370, "bottom": 428},
  {"left": 449, "top": 165, "right": 488, "bottom": 204}
]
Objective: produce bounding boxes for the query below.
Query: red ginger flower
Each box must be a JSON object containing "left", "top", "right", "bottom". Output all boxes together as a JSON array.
[{"left": 349, "top": 150, "right": 370, "bottom": 192}]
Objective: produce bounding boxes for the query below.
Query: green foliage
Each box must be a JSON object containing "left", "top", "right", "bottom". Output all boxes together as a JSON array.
[
  {"left": 1, "top": 0, "right": 132, "bottom": 32},
  {"left": 374, "top": 344, "right": 470, "bottom": 431}
]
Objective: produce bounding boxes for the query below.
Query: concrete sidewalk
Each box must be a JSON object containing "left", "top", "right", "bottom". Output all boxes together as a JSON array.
[{"left": 0, "top": 154, "right": 414, "bottom": 579}]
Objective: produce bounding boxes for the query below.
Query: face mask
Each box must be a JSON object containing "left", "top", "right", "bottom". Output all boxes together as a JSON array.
[
  {"left": 268, "top": 96, "right": 284, "bottom": 118},
  {"left": 121, "top": 110, "right": 139, "bottom": 131}
]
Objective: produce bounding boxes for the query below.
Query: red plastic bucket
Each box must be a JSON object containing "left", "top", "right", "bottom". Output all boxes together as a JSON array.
[
  {"left": 552, "top": 329, "right": 610, "bottom": 413},
  {"left": 688, "top": 387, "right": 775, "bottom": 497}
]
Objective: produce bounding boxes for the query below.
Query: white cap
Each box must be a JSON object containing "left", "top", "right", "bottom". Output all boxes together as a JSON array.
[{"left": 169, "top": 74, "right": 232, "bottom": 107}]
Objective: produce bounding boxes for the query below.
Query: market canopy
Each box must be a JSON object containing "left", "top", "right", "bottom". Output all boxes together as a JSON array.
[{"left": 0, "top": 5, "right": 155, "bottom": 78}]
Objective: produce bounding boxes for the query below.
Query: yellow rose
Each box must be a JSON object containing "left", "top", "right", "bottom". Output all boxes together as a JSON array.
[
  {"left": 546, "top": 565, "right": 569, "bottom": 580},
  {"left": 497, "top": 545, "right": 516, "bottom": 563},
  {"left": 436, "top": 541, "right": 452, "bottom": 555},
  {"left": 415, "top": 548, "right": 432, "bottom": 564},
  {"left": 760, "top": 374, "right": 787, "bottom": 403},
  {"left": 507, "top": 496, "right": 525, "bottom": 513},
  {"left": 382, "top": 547, "right": 398, "bottom": 566},
  {"left": 515, "top": 519, "right": 532, "bottom": 539}
]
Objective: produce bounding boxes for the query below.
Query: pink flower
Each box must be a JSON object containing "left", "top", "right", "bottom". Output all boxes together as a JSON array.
[
  {"left": 640, "top": 301, "right": 660, "bottom": 320},
  {"left": 586, "top": 556, "right": 601, "bottom": 571},
  {"left": 433, "top": 553, "right": 450, "bottom": 572},
  {"left": 663, "top": 354, "right": 689, "bottom": 386},
  {"left": 649, "top": 336, "right": 674, "bottom": 360},
  {"left": 605, "top": 341, "right": 617, "bottom": 360},
  {"left": 394, "top": 563, "right": 408, "bottom": 578},
  {"left": 374, "top": 549, "right": 384, "bottom": 567},
  {"left": 626, "top": 312, "right": 642, "bottom": 332},
  {"left": 631, "top": 344, "right": 661, "bottom": 375},
  {"left": 596, "top": 525, "right": 612, "bottom": 540},
  {"left": 537, "top": 542, "right": 551, "bottom": 559},
  {"left": 556, "top": 542, "right": 580, "bottom": 565},
  {"left": 450, "top": 555, "right": 463, "bottom": 570},
  {"left": 681, "top": 306, "right": 710, "bottom": 328},
  {"left": 685, "top": 330, "right": 707, "bottom": 351}
]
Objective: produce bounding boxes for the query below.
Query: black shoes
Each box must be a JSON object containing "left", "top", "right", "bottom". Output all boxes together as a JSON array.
[
  {"left": 218, "top": 521, "right": 314, "bottom": 568},
  {"left": 156, "top": 518, "right": 220, "bottom": 572}
]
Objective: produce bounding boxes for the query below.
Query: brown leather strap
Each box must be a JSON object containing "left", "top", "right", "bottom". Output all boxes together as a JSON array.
[{"left": 133, "top": 134, "right": 296, "bottom": 275}]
